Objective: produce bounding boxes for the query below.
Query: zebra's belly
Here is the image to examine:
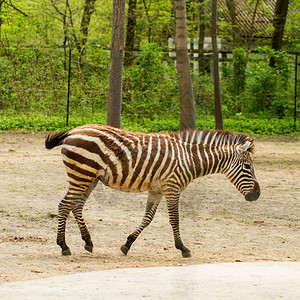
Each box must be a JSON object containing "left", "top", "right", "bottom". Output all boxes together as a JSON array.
[
  {"left": 104, "top": 181, "right": 161, "bottom": 193},
  {"left": 98, "top": 172, "right": 161, "bottom": 193},
  {"left": 109, "top": 184, "right": 159, "bottom": 193}
]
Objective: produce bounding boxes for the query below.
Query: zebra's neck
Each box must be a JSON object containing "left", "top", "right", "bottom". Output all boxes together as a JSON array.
[
  {"left": 191, "top": 143, "right": 233, "bottom": 178},
  {"left": 174, "top": 130, "right": 249, "bottom": 180}
]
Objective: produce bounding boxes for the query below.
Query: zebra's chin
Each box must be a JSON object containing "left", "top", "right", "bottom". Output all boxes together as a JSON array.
[{"left": 245, "top": 181, "right": 260, "bottom": 202}]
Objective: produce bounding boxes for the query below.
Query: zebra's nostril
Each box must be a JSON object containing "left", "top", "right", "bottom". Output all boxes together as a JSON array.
[{"left": 245, "top": 181, "right": 260, "bottom": 201}]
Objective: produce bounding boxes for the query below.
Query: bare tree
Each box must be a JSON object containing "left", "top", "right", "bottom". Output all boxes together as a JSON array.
[
  {"left": 50, "top": 0, "right": 96, "bottom": 67},
  {"left": 1, "top": 0, "right": 29, "bottom": 17},
  {"left": 212, "top": 0, "right": 223, "bottom": 129},
  {"left": 173, "top": 0, "right": 196, "bottom": 130},
  {"left": 50, "top": 0, "right": 69, "bottom": 70},
  {"left": 107, "top": 0, "right": 125, "bottom": 128}
]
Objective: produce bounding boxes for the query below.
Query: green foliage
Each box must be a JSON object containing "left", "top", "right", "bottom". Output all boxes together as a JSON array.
[
  {"left": 221, "top": 47, "right": 296, "bottom": 117},
  {"left": 134, "top": 0, "right": 173, "bottom": 47},
  {"left": 244, "top": 63, "right": 277, "bottom": 112},
  {"left": 0, "top": 0, "right": 299, "bottom": 136},
  {"left": 245, "top": 48, "right": 294, "bottom": 117},
  {"left": 221, "top": 48, "right": 249, "bottom": 113},
  {"left": 1, "top": 113, "right": 298, "bottom": 135},
  {"left": 192, "top": 72, "right": 215, "bottom": 115},
  {"left": 285, "top": 0, "right": 300, "bottom": 51},
  {"left": 222, "top": 115, "right": 299, "bottom": 135},
  {"left": 0, "top": 47, "right": 110, "bottom": 114},
  {"left": 123, "top": 43, "right": 179, "bottom": 120},
  {"left": 222, "top": 48, "right": 248, "bottom": 96},
  {"left": 123, "top": 115, "right": 180, "bottom": 133},
  {"left": 0, "top": 112, "right": 107, "bottom": 131}
]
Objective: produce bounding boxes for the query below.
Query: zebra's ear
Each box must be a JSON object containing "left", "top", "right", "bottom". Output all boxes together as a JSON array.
[{"left": 237, "top": 141, "right": 252, "bottom": 155}]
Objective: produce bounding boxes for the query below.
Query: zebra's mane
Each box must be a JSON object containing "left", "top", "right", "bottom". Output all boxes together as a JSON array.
[{"left": 171, "top": 129, "right": 254, "bottom": 152}]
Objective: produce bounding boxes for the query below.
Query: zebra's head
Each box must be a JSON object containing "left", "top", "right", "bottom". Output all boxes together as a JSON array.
[{"left": 224, "top": 137, "right": 260, "bottom": 201}]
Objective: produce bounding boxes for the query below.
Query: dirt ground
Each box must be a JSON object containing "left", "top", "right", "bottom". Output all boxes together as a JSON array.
[{"left": 0, "top": 131, "right": 299, "bottom": 284}]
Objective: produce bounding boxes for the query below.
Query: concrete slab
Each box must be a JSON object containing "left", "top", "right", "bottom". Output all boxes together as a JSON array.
[{"left": 0, "top": 262, "right": 299, "bottom": 299}]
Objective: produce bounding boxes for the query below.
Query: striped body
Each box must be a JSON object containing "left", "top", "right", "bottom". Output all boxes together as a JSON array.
[
  {"left": 46, "top": 124, "right": 260, "bottom": 257},
  {"left": 63, "top": 126, "right": 199, "bottom": 195}
]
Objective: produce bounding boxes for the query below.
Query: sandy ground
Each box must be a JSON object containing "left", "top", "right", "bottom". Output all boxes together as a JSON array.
[{"left": 0, "top": 131, "right": 299, "bottom": 284}]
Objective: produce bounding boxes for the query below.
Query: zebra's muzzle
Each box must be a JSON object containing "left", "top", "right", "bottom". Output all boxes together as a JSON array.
[{"left": 245, "top": 181, "right": 260, "bottom": 201}]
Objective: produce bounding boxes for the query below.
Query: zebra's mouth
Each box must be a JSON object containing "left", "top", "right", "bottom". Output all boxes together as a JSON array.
[{"left": 245, "top": 181, "right": 260, "bottom": 201}]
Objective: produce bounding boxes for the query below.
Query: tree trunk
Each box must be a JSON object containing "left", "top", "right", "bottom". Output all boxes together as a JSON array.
[
  {"left": 142, "top": 0, "right": 152, "bottom": 43},
  {"left": 186, "top": 1, "right": 195, "bottom": 71},
  {"left": 225, "top": 0, "right": 242, "bottom": 46},
  {"left": 107, "top": 0, "right": 125, "bottom": 128},
  {"left": 62, "top": 1, "right": 68, "bottom": 71},
  {"left": 50, "top": 0, "right": 69, "bottom": 71},
  {"left": 247, "top": 0, "right": 260, "bottom": 49},
  {"left": 212, "top": 0, "right": 223, "bottom": 129},
  {"left": 173, "top": 0, "right": 196, "bottom": 130},
  {"left": 124, "top": 0, "right": 137, "bottom": 66},
  {"left": 198, "top": 0, "right": 206, "bottom": 75},
  {"left": 80, "top": 0, "right": 97, "bottom": 56},
  {"left": 0, "top": 0, "right": 4, "bottom": 41},
  {"left": 269, "top": 0, "right": 289, "bottom": 67}
]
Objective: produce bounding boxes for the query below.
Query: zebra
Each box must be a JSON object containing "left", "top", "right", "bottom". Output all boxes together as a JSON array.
[{"left": 45, "top": 124, "right": 260, "bottom": 257}]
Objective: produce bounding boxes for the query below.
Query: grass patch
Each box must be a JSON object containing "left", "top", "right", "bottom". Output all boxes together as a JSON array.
[{"left": 0, "top": 112, "right": 299, "bottom": 135}]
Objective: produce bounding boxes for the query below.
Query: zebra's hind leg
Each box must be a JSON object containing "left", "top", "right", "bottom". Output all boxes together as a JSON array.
[
  {"left": 57, "top": 189, "right": 81, "bottom": 256},
  {"left": 163, "top": 187, "right": 191, "bottom": 258},
  {"left": 72, "top": 178, "right": 99, "bottom": 253},
  {"left": 57, "top": 179, "right": 97, "bottom": 256},
  {"left": 121, "top": 191, "right": 162, "bottom": 255}
]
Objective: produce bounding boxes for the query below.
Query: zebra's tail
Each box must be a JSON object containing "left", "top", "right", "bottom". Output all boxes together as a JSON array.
[{"left": 45, "top": 130, "right": 70, "bottom": 150}]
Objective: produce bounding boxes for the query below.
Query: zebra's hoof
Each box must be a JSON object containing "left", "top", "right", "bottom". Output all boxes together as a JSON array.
[
  {"left": 182, "top": 251, "right": 191, "bottom": 258},
  {"left": 62, "top": 248, "right": 71, "bottom": 256},
  {"left": 120, "top": 245, "right": 129, "bottom": 256},
  {"left": 85, "top": 245, "right": 93, "bottom": 253}
]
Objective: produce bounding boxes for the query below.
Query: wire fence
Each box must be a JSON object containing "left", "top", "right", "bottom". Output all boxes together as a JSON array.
[
  {"left": 0, "top": 46, "right": 110, "bottom": 115},
  {"left": 0, "top": 45, "right": 299, "bottom": 128}
]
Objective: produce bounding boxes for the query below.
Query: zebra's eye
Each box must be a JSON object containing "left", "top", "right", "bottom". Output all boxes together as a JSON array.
[{"left": 244, "top": 164, "right": 251, "bottom": 170}]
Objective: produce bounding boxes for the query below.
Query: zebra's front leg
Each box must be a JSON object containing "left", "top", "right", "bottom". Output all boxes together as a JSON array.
[
  {"left": 121, "top": 191, "right": 162, "bottom": 255},
  {"left": 163, "top": 187, "right": 191, "bottom": 258}
]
